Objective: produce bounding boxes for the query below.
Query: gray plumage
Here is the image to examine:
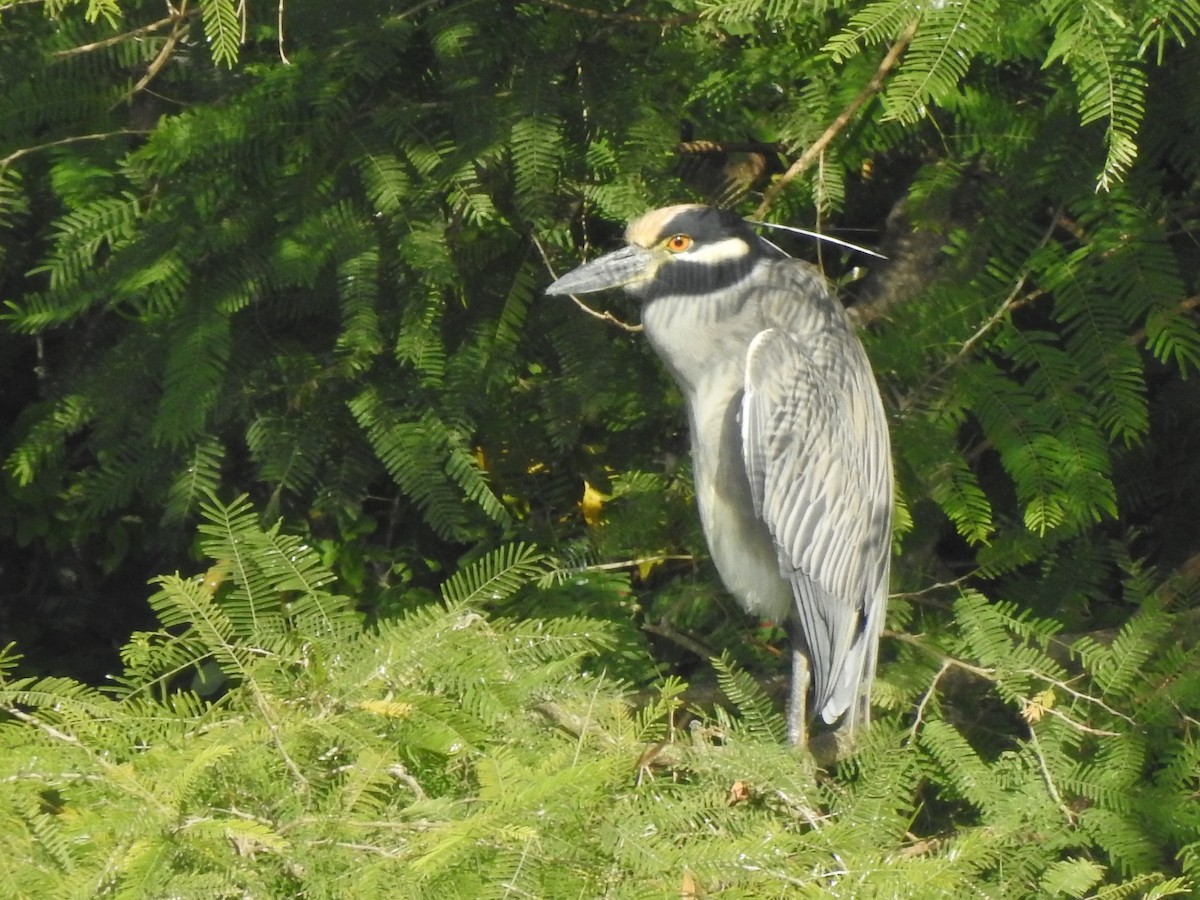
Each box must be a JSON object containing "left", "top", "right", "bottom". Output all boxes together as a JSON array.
[{"left": 546, "top": 204, "right": 892, "bottom": 747}]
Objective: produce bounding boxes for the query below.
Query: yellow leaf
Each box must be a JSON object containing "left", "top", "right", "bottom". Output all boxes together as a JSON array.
[
  {"left": 200, "top": 561, "right": 230, "bottom": 595},
  {"left": 579, "top": 480, "right": 610, "bottom": 526},
  {"left": 359, "top": 699, "right": 415, "bottom": 719},
  {"left": 1021, "top": 688, "right": 1056, "bottom": 723},
  {"left": 681, "top": 869, "right": 705, "bottom": 898}
]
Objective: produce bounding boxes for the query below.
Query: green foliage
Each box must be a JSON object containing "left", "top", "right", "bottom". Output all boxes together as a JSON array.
[
  {"left": 1, "top": 0, "right": 1200, "bottom": 893},
  {"left": 2, "top": 497, "right": 1197, "bottom": 896}
]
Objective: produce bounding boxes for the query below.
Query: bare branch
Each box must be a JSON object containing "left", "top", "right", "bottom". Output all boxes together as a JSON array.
[
  {"left": 754, "top": 20, "right": 919, "bottom": 219},
  {"left": 909, "top": 658, "right": 952, "bottom": 742},
  {"left": 2, "top": 705, "right": 81, "bottom": 745},
  {"left": 277, "top": 0, "right": 290, "bottom": 64},
  {"left": 117, "top": 2, "right": 190, "bottom": 107},
  {"left": 387, "top": 763, "right": 428, "bottom": 801},
  {"left": 642, "top": 621, "right": 715, "bottom": 662},
  {"left": 887, "top": 629, "right": 1134, "bottom": 736},
  {"left": 576, "top": 553, "right": 696, "bottom": 573},
  {"left": 51, "top": 11, "right": 192, "bottom": 58},
  {"left": 0, "top": 131, "right": 152, "bottom": 171},
  {"left": 564, "top": 294, "right": 643, "bottom": 333},
  {"left": 899, "top": 205, "right": 1063, "bottom": 413},
  {"left": 1028, "top": 725, "right": 1077, "bottom": 826}
]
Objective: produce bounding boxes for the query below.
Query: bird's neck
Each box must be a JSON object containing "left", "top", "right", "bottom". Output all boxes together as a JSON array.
[
  {"left": 639, "top": 260, "right": 844, "bottom": 394},
  {"left": 640, "top": 295, "right": 750, "bottom": 395}
]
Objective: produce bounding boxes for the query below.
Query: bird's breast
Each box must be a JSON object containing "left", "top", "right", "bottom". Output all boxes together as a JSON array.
[
  {"left": 687, "top": 371, "right": 793, "bottom": 621},
  {"left": 637, "top": 274, "right": 842, "bottom": 623}
]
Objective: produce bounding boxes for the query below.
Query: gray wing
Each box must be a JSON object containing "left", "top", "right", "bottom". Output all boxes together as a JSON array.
[{"left": 741, "top": 326, "right": 892, "bottom": 725}]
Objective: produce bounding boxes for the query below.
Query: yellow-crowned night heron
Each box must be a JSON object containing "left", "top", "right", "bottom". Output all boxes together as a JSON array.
[{"left": 547, "top": 205, "right": 893, "bottom": 748}]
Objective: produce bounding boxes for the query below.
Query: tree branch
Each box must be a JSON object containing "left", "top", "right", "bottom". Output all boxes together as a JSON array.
[
  {"left": 117, "top": 2, "right": 191, "bottom": 107},
  {"left": 898, "top": 205, "right": 1063, "bottom": 414},
  {"left": 50, "top": 10, "right": 194, "bottom": 58},
  {"left": 0, "top": 130, "right": 152, "bottom": 171},
  {"left": 754, "top": 20, "right": 919, "bottom": 219}
]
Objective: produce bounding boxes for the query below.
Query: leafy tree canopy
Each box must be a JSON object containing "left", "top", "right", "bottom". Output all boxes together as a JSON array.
[{"left": 1, "top": 0, "right": 1200, "bottom": 895}]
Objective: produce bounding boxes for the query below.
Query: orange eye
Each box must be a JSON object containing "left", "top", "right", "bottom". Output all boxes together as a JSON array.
[{"left": 666, "top": 234, "right": 692, "bottom": 253}]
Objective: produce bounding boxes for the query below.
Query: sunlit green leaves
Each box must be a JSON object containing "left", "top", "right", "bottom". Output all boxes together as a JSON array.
[{"left": 199, "top": 0, "right": 242, "bottom": 68}]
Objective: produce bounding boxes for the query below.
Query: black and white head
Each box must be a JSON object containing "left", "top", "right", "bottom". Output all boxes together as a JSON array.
[{"left": 545, "top": 204, "right": 784, "bottom": 301}]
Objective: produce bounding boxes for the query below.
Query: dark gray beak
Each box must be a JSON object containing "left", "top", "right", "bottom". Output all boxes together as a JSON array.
[{"left": 545, "top": 245, "right": 657, "bottom": 295}]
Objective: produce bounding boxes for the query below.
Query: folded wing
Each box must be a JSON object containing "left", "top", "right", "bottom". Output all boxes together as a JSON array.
[{"left": 741, "top": 326, "right": 890, "bottom": 724}]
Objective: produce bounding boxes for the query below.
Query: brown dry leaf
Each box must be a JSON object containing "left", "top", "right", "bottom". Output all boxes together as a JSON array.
[
  {"left": 727, "top": 780, "right": 752, "bottom": 805},
  {"left": 1021, "top": 687, "right": 1056, "bottom": 723}
]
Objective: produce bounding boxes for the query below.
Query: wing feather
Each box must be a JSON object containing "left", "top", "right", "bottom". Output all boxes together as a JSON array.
[{"left": 742, "top": 320, "right": 891, "bottom": 725}]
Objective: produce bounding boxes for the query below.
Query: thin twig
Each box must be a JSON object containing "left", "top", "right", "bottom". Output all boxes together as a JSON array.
[
  {"left": 51, "top": 12, "right": 191, "bottom": 58},
  {"left": 1018, "top": 668, "right": 1134, "bottom": 725},
  {"left": 895, "top": 834, "right": 944, "bottom": 859},
  {"left": 117, "top": 2, "right": 189, "bottom": 108},
  {"left": 1, "top": 772, "right": 101, "bottom": 784},
  {"left": 565, "top": 296, "right": 643, "bottom": 333},
  {"left": 754, "top": 19, "right": 919, "bottom": 219},
  {"left": 387, "top": 763, "right": 428, "bottom": 800},
  {"left": 884, "top": 629, "right": 997, "bottom": 680},
  {"left": 1041, "top": 707, "right": 1120, "bottom": 737},
  {"left": 277, "top": 0, "right": 290, "bottom": 64},
  {"left": 222, "top": 805, "right": 278, "bottom": 826},
  {"left": 256, "top": 691, "right": 308, "bottom": 790},
  {"left": 886, "top": 630, "right": 1130, "bottom": 736},
  {"left": 3, "top": 705, "right": 172, "bottom": 813},
  {"left": 573, "top": 673, "right": 606, "bottom": 767},
  {"left": 908, "top": 658, "right": 951, "bottom": 742},
  {"left": 891, "top": 572, "right": 978, "bottom": 599},
  {"left": 642, "top": 621, "right": 714, "bottom": 661},
  {"left": 943, "top": 275, "right": 1029, "bottom": 365},
  {"left": 533, "top": 700, "right": 638, "bottom": 755},
  {"left": 530, "top": 232, "right": 643, "bottom": 333},
  {"left": 0, "top": 131, "right": 152, "bottom": 170},
  {"left": 503, "top": 834, "right": 538, "bottom": 900},
  {"left": 304, "top": 839, "right": 407, "bottom": 858},
  {"left": 1028, "top": 724, "right": 1077, "bottom": 825},
  {"left": 577, "top": 554, "right": 695, "bottom": 573},
  {"left": 2, "top": 706, "right": 81, "bottom": 745},
  {"left": 899, "top": 205, "right": 1064, "bottom": 412}
]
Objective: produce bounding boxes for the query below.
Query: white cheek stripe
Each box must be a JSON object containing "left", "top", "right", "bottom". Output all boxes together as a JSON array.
[{"left": 682, "top": 238, "right": 751, "bottom": 264}]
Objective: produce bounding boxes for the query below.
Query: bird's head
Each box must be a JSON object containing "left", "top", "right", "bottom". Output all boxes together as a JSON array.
[{"left": 546, "top": 204, "right": 775, "bottom": 300}]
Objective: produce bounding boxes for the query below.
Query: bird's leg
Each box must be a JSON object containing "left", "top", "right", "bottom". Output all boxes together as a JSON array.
[{"left": 787, "top": 627, "right": 810, "bottom": 748}]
